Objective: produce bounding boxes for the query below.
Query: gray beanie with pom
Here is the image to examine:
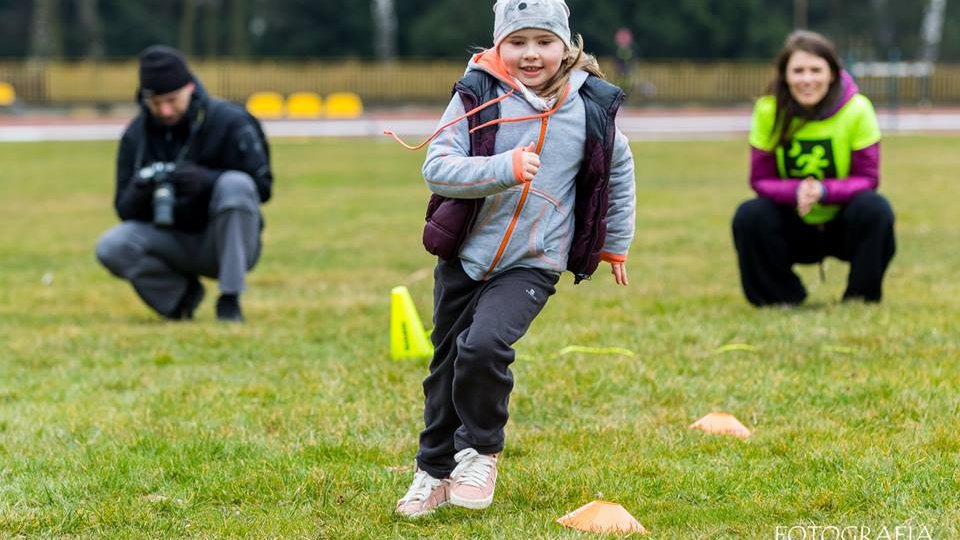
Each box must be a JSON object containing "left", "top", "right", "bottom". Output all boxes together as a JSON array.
[{"left": 493, "top": 0, "right": 571, "bottom": 49}]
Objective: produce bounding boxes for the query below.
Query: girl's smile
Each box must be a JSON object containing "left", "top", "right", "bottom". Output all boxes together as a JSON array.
[{"left": 499, "top": 28, "right": 566, "bottom": 91}]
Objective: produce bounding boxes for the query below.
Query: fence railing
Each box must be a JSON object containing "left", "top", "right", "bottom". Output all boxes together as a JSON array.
[{"left": 3, "top": 60, "right": 960, "bottom": 107}]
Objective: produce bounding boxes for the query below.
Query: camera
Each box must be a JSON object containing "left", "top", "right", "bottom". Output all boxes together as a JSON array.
[{"left": 137, "top": 162, "right": 177, "bottom": 227}]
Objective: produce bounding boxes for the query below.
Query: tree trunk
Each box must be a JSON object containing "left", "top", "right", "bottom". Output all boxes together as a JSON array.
[
  {"left": 203, "top": 0, "right": 221, "bottom": 58},
  {"left": 29, "top": 0, "right": 63, "bottom": 59},
  {"left": 75, "top": 0, "right": 104, "bottom": 59},
  {"left": 793, "top": 0, "right": 808, "bottom": 29},
  {"left": 180, "top": 0, "right": 197, "bottom": 56},
  {"left": 372, "top": 0, "right": 397, "bottom": 62},
  {"left": 920, "top": 0, "right": 947, "bottom": 64},
  {"left": 230, "top": 0, "right": 249, "bottom": 58}
]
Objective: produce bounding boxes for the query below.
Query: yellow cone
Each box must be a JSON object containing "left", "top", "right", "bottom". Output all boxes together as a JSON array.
[
  {"left": 689, "top": 412, "right": 752, "bottom": 439},
  {"left": 390, "top": 286, "right": 433, "bottom": 360},
  {"left": 557, "top": 500, "right": 647, "bottom": 535}
]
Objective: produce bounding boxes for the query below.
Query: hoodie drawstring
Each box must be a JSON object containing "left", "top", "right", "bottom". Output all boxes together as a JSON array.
[
  {"left": 468, "top": 84, "right": 570, "bottom": 134},
  {"left": 383, "top": 89, "right": 516, "bottom": 150},
  {"left": 383, "top": 83, "right": 569, "bottom": 151}
]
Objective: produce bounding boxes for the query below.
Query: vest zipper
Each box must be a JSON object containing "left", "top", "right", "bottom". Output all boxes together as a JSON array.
[{"left": 484, "top": 115, "right": 550, "bottom": 279}]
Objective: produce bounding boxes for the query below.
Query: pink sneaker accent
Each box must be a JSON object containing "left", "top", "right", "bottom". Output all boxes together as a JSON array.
[
  {"left": 395, "top": 466, "right": 451, "bottom": 518},
  {"left": 449, "top": 448, "right": 498, "bottom": 509}
]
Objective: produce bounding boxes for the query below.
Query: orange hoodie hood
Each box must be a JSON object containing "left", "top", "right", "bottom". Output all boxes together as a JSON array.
[{"left": 467, "top": 49, "right": 520, "bottom": 91}]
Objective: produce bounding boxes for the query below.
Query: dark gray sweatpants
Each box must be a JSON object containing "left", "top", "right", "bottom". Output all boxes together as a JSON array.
[
  {"left": 95, "top": 171, "right": 262, "bottom": 317},
  {"left": 416, "top": 258, "right": 559, "bottom": 479}
]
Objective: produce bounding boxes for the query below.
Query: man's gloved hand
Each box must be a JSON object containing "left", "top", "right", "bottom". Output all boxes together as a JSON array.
[{"left": 170, "top": 161, "right": 216, "bottom": 198}]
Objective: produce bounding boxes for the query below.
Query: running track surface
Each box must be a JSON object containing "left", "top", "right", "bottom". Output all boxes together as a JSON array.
[{"left": 2, "top": 107, "right": 959, "bottom": 143}]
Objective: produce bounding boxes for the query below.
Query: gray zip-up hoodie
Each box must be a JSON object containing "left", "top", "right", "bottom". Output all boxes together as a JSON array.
[{"left": 422, "top": 52, "right": 636, "bottom": 281}]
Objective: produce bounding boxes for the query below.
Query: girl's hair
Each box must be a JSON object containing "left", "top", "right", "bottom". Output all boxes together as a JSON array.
[
  {"left": 769, "top": 30, "right": 844, "bottom": 147},
  {"left": 537, "top": 33, "right": 605, "bottom": 99}
]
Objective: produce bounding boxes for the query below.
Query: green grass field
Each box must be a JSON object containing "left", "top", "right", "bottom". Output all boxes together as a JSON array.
[{"left": 1, "top": 135, "right": 958, "bottom": 538}]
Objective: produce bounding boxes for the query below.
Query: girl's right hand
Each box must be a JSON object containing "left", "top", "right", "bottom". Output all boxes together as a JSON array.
[{"left": 518, "top": 142, "right": 540, "bottom": 182}]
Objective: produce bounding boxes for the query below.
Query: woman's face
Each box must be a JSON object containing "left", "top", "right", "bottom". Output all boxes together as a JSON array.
[
  {"left": 785, "top": 50, "right": 834, "bottom": 109},
  {"left": 499, "top": 28, "right": 566, "bottom": 91}
]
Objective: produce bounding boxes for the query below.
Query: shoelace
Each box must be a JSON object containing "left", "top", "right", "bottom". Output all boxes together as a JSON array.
[
  {"left": 401, "top": 470, "right": 441, "bottom": 504},
  {"left": 451, "top": 448, "right": 494, "bottom": 488}
]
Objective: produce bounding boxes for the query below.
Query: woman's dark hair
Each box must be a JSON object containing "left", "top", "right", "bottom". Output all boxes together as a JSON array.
[{"left": 769, "top": 30, "right": 844, "bottom": 147}]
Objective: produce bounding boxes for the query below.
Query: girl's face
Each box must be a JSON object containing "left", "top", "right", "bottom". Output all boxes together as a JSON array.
[
  {"left": 499, "top": 28, "right": 566, "bottom": 91},
  {"left": 785, "top": 50, "right": 834, "bottom": 109}
]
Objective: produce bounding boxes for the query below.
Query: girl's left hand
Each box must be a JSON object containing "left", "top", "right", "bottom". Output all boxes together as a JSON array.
[{"left": 611, "top": 262, "right": 628, "bottom": 286}]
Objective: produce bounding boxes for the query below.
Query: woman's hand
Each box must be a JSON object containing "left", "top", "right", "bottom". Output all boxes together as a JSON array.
[
  {"left": 796, "top": 177, "right": 824, "bottom": 216},
  {"left": 611, "top": 262, "right": 629, "bottom": 286}
]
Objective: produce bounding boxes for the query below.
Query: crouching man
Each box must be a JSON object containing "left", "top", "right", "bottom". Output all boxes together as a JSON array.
[{"left": 96, "top": 45, "right": 272, "bottom": 322}]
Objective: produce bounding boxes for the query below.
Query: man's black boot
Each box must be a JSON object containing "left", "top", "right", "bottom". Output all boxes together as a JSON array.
[
  {"left": 165, "top": 278, "right": 204, "bottom": 320},
  {"left": 216, "top": 293, "right": 244, "bottom": 322}
]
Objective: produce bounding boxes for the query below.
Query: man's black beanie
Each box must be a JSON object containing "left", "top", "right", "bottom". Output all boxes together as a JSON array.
[{"left": 139, "top": 45, "right": 192, "bottom": 97}]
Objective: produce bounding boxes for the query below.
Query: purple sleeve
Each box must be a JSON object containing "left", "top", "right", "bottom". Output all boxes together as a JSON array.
[
  {"left": 749, "top": 146, "right": 799, "bottom": 205},
  {"left": 820, "top": 143, "right": 880, "bottom": 204}
]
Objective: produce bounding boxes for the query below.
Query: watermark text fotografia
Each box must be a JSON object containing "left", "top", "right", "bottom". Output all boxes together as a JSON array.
[{"left": 775, "top": 525, "right": 933, "bottom": 540}]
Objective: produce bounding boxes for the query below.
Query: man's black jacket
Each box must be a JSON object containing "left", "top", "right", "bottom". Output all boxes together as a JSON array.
[{"left": 114, "top": 79, "right": 272, "bottom": 232}]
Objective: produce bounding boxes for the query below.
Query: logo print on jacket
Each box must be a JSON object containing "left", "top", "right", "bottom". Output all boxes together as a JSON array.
[
  {"left": 785, "top": 139, "right": 836, "bottom": 180},
  {"left": 526, "top": 288, "right": 537, "bottom": 299}
]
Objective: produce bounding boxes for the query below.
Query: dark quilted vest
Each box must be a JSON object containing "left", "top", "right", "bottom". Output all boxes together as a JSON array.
[{"left": 422, "top": 71, "right": 625, "bottom": 284}]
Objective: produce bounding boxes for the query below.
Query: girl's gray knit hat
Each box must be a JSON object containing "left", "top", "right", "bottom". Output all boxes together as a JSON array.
[{"left": 493, "top": 0, "right": 571, "bottom": 49}]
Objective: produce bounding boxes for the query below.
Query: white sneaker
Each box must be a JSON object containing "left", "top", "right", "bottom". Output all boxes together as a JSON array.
[
  {"left": 395, "top": 466, "right": 451, "bottom": 518},
  {"left": 449, "top": 448, "right": 498, "bottom": 510}
]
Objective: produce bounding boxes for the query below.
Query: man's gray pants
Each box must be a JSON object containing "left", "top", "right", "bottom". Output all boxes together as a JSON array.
[{"left": 95, "top": 171, "right": 262, "bottom": 317}]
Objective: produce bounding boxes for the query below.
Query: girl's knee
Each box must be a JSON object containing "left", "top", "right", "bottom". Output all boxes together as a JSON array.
[{"left": 458, "top": 328, "right": 510, "bottom": 359}]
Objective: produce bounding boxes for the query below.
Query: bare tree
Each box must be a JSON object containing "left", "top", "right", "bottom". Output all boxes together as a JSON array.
[
  {"left": 793, "top": 0, "right": 808, "bottom": 29},
  {"left": 230, "top": 0, "right": 250, "bottom": 58},
  {"left": 29, "top": 0, "right": 63, "bottom": 59},
  {"left": 180, "top": 0, "right": 197, "bottom": 56},
  {"left": 920, "top": 0, "right": 947, "bottom": 64},
  {"left": 75, "top": 0, "right": 104, "bottom": 59},
  {"left": 372, "top": 0, "right": 397, "bottom": 61},
  {"left": 203, "top": 0, "right": 221, "bottom": 57}
]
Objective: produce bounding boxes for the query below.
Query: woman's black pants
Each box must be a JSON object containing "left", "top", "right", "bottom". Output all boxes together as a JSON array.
[{"left": 732, "top": 192, "right": 896, "bottom": 306}]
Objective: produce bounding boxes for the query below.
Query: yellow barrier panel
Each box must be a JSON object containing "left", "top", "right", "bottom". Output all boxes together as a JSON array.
[
  {"left": 10, "top": 60, "right": 960, "bottom": 105},
  {"left": 0, "top": 82, "right": 15, "bottom": 106},
  {"left": 325, "top": 92, "right": 363, "bottom": 118},
  {"left": 286, "top": 91, "right": 323, "bottom": 119},
  {"left": 245, "top": 91, "right": 285, "bottom": 119}
]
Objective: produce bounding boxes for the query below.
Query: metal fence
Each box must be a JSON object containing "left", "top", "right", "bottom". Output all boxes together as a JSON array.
[{"left": 3, "top": 60, "right": 960, "bottom": 107}]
